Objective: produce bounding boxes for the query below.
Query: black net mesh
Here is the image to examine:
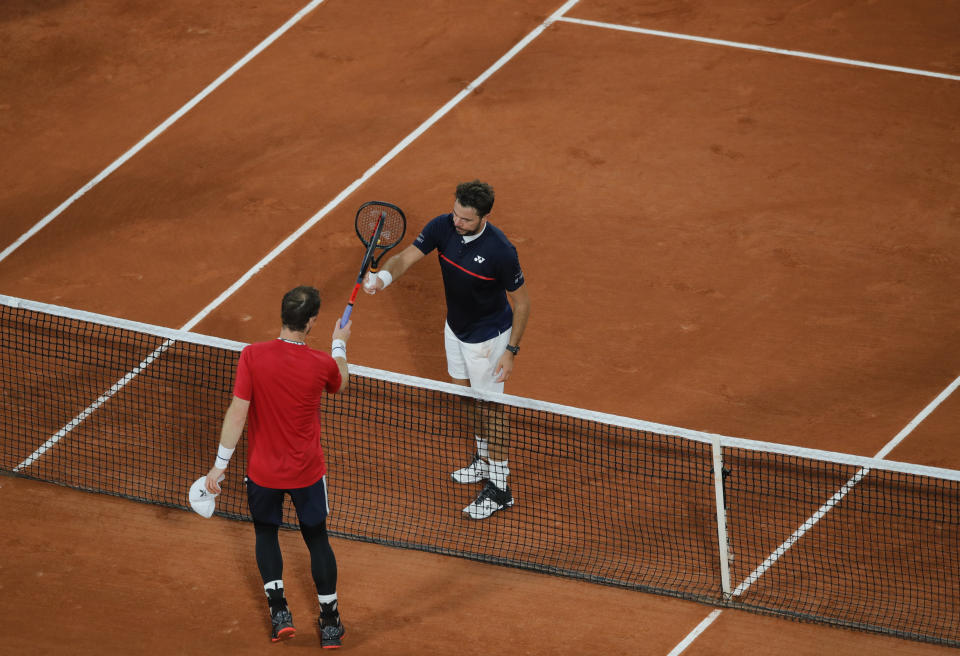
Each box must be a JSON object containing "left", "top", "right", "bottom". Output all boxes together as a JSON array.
[{"left": 1, "top": 297, "right": 957, "bottom": 647}]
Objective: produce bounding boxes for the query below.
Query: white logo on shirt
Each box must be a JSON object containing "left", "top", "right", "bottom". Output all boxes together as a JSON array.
[{"left": 474, "top": 255, "right": 485, "bottom": 263}]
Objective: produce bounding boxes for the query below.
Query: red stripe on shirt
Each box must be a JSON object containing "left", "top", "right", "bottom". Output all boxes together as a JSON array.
[{"left": 440, "top": 253, "right": 496, "bottom": 280}]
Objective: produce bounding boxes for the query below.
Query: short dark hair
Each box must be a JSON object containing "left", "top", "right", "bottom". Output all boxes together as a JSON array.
[
  {"left": 281, "top": 286, "right": 321, "bottom": 331},
  {"left": 455, "top": 180, "right": 494, "bottom": 217}
]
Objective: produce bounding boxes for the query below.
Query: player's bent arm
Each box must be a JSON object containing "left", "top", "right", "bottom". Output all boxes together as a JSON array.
[
  {"left": 365, "top": 244, "right": 426, "bottom": 293},
  {"left": 506, "top": 283, "right": 531, "bottom": 350},
  {"left": 385, "top": 244, "right": 425, "bottom": 280},
  {"left": 331, "top": 319, "right": 351, "bottom": 392}
]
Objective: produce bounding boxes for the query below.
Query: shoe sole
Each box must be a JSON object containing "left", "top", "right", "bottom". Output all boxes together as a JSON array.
[
  {"left": 463, "top": 499, "right": 514, "bottom": 520},
  {"left": 451, "top": 473, "right": 487, "bottom": 484},
  {"left": 271, "top": 626, "right": 295, "bottom": 642}
]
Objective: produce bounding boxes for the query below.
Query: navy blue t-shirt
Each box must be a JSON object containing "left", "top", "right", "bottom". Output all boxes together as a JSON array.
[{"left": 414, "top": 213, "right": 524, "bottom": 343}]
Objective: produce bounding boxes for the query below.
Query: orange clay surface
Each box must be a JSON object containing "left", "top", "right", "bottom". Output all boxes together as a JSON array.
[{"left": 1, "top": 1, "right": 958, "bottom": 654}]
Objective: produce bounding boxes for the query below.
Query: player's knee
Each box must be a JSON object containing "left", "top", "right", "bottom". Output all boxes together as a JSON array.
[
  {"left": 300, "top": 521, "right": 328, "bottom": 542},
  {"left": 254, "top": 520, "right": 280, "bottom": 536}
]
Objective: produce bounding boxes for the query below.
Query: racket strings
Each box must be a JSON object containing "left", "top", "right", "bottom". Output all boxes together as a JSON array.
[{"left": 357, "top": 209, "right": 404, "bottom": 250}]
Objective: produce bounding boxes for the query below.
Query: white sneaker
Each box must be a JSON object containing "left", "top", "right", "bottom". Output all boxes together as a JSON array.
[
  {"left": 451, "top": 453, "right": 489, "bottom": 484},
  {"left": 463, "top": 481, "right": 514, "bottom": 520}
]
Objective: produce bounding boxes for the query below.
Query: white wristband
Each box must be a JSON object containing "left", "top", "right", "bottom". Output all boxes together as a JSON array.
[
  {"left": 376, "top": 269, "right": 393, "bottom": 289},
  {"left": 214, "top": 444, "right": 235, "bottom": 469},
  {"left": 331, "top": 339, "right": 347, "bottom": 359}
]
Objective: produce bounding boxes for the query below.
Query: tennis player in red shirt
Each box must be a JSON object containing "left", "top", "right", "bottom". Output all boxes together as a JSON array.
[{"left": 205, "top": 285, "right": 350, "bottom": 647}]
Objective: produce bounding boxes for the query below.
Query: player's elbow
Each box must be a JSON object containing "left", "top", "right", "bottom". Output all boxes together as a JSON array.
[{"left": 513, "top": 294, "right": 531, "bottom": 315}]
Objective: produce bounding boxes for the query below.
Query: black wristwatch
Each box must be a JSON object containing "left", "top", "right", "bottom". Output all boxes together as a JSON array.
[{"left": 505, "top": 344, "right": 519, "bottom": 355}]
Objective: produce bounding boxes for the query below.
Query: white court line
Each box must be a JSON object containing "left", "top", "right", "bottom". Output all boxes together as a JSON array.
[
  {"left": 730, "top": 467, "right": 869, "bottom": 597},
  {"left": 0, "top": 0, "right": 329, "bottom": 266},
  {"left": 12, "top": 3, "right": 958, "bottom": 645},
  {"left": 873, "top": 374, "right": 960, "bottom": 460},
  {"left": 552, "top": 15, "right": 960, "bottom": 647},
  {"left": 14, "top": 0, "right": 583, "bottom": 465},
  {"left": 731, "top": 372, "right": 960, "bottom": 597},
  {"left": 558, "top": 17, "right": 960, "bottom": 81},
  {"left": 13, "top": 340, "right": 174, "bottom": 472},
  {"left": 669, "top": 372, "right": 960, "bottom": 653},
  {"left": 667, "top": 610, "right": 723, "bottom": 656},
  {"left": 4, "top": 7, "right": 954, "bottom": 267}
]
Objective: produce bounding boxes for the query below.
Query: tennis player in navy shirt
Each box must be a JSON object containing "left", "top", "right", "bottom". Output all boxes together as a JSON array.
[{"left": 363, "top": 180, "right": 530, "bottom": 519}]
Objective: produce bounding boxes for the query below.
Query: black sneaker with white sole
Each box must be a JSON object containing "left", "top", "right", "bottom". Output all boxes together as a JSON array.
[{"left": 463, "top": 480, "right": 514, "bottom": 519}]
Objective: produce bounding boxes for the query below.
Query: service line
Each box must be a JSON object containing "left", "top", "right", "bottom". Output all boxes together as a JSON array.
[{"left": 558, "top": 17, "right": 960, "bottom": 81}]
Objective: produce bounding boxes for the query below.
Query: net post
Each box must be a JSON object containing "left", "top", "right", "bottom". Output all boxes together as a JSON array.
[{"left": 711, "top": 435, "right": 733, "bottom": 599}]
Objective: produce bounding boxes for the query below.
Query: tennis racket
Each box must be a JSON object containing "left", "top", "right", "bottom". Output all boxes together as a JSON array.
[
  {"left": 355, "top": 200, "right": 406, "bottom": 272},
  {"left": 340, "top": 201, "right": 406, "bottom": 327}
]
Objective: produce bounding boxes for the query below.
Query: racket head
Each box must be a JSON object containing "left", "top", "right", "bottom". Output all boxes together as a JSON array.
[{"left": 355, "top": 201, "right": 406, "bottom": 252}]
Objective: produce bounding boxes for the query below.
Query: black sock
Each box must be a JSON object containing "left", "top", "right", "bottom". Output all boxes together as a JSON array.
[{"left": 266, "top": 588, "right": 287, "bottom": 610}]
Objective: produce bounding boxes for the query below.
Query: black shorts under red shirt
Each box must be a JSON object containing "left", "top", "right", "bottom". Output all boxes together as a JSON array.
[{"left": 233, "top": 339, "right": 341, "bottom": 489}]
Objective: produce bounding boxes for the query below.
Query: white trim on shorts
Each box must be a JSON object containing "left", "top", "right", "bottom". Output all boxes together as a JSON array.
[{"left": 444, "top": 321, "right": 512, "bottom": 393}]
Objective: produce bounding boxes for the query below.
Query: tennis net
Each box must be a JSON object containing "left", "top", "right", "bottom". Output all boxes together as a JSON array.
[{"left": 1, "top": 294, "right": 958, "bottom": 647}]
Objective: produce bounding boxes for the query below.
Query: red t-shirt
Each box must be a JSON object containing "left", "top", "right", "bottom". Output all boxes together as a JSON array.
[{"left": 233, "top": 339, "right": 342, "bottom": 489}]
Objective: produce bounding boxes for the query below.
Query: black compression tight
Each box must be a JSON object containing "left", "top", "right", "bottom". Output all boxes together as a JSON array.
[
  {"left": 252, "top": 521, "right": 337, "bottom": 596},
  {"left": 253, "top": 521, "right": 283, "bottom": 583},
  {"left": 301, "top": 521, "right": 338, "bottom": 596}
]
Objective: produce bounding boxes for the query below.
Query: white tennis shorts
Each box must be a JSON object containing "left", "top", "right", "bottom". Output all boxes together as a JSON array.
[{"left": 444, "top": 321, "right": 512, "bottom": 393}]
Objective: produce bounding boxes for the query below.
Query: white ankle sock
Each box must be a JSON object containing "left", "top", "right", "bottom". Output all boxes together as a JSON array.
[
  {"left": 476, "top": 436, "right": 489, "bottom": 459},
  {"left": 318, "top": 593, "right": 338, "bottom": 606},
  {"left": 488, "top": 459, "right": 509, "bottom": 489},
  {"left": 264, "top": 580, "right": 283, "bottom": 596}
]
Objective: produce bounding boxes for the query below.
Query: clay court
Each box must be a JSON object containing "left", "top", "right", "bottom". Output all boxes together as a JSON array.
[{"left": 1, "top": 1, "right": 959, "bottom": 653}]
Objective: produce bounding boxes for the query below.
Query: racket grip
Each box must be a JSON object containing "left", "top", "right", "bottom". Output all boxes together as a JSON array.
[{"left": 340, "top": 304, "right": 353, "bottom": 328}]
